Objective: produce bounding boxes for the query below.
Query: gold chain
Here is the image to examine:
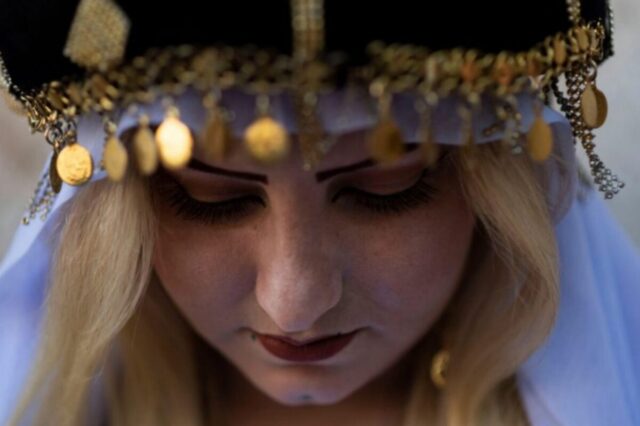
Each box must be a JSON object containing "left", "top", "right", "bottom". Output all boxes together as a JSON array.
[
  {"left": 290, "top": 0, "right": 325, "bottom": 61},
  {"left": 566, "top": 0, "right": 583, "bottom": 25},
  {"left": 0, "top": 51, "right": 12, "bottom": 91}
]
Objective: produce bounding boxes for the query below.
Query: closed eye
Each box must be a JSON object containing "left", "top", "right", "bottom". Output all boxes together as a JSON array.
[{"left": 332, "top": 167, "right": 437, "bottom": 215}]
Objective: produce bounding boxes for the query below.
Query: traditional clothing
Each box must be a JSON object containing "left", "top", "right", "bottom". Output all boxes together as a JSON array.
[{"left": 1, "top": 0, "right": 638, "bottom": 424}]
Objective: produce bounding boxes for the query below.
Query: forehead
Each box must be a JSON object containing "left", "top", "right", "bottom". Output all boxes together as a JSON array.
[{"left": 193, "top": 129, "right": 383, "bottom": 173}]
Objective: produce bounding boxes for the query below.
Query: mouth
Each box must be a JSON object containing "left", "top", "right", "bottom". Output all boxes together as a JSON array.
[{"left": 253, "top": 329, "right": 361, "bottom": 362}]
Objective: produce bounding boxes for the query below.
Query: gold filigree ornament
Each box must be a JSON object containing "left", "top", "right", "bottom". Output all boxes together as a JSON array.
[
  {"left": 56, "top": 143, "right": 94, "bottom": 186},
  {"left": 133, "top": 114, "right": 159, "bottom": 176},
  {"left": 5, "top": 0, "right": 621, "bottom": 225},
  {"left": 244, "top": 95, "right": 290, "bottom": 164},
  {"left": 156, "top": 105, "right": 194, "bottom": 170},
  {"left": 63, "top": 0, "right": 131, "bottom": 70}
]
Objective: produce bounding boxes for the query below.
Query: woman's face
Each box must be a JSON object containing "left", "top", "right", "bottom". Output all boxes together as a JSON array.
[{"left": 151, "top": 130, "right": 475, "bottom": 406}]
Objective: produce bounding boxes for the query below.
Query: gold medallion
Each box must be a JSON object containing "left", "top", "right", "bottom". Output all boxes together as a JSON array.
[
  {"left": 369, "top": 118, "right": 405, "bottom": 164},
  {"left": 244, "top": 116, "right": 290, "bottom": 164},
  {"left": 527, "top": 116, "right": 554, "bottom": 162},
  {"left": 56, "top": 143, "right": 94, "bottom": 186},
  {"left": 156, "top": 115, "right": 194, "bottom": 169},
  {"left": 202, "top": 113, "right": 234, "bottom": 162},
  {"left": 49, "top": 152, "right": 63, "bottom": 193},
  {"left": 103, "top": 135, "right": 128, "bottom": 181},
  {"left": 133, "top": 125, "right": 159, "bottom": 175},
  {"left": 581, "top": 83, "right": 608, "bottom": 129}
]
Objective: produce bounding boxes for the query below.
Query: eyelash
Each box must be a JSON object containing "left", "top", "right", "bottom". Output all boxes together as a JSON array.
[
  {"left": 332, "top": 169, "right": 437, "bottom": 215},
  {"left": 159, "top": 168, "right": 437, "bottom": 225}
]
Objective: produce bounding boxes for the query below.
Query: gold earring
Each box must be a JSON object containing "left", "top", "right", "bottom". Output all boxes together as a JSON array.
[{"left": 430, "top": 348, "right": 450, "bottom": 389}]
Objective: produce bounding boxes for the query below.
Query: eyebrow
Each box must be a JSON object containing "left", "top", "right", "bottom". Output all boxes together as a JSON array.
[{"left": 186, "top": 143, "right": 420, "bottom": 184}]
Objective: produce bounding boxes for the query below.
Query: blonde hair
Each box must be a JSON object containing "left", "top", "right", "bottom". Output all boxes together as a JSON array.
[{"left": 8, "top": 143, "right": 559, "bottom": 426}]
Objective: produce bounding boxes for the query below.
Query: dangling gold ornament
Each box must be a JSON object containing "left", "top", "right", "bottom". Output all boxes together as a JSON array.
[
  {"left": 156, "top": 107, "right": 194, "bottom": 170},
  {"left": 421, "top": 131, "right": 440, "bottom": 167},
  {"left": 527, "top": 114, "right": 554, "bottom": 162},
  {"left": 103, "top": 135, "right": 128, "bottom": 181},
  {"left": 418, "top": 99, "right": 439, "bottom": 167},
  {"left": 462, "top": 132, "right": 478, "bottom": 170},
  {"left": 459, "top": 104, "right": 478, "bottom": 170},
  {"left": 133, "top": 115, "right": 159, "bottom": 175},
  {"left": 430, "top": 349, "right": 450, "bottom": 390},
  {"left": 56, "top": 143, "right": 94, "bottom": 186},
  {"left": 369, "top": 118, "right": 405, "bottom": 164},
  {"left": 581, "top": 83, "right": 608, "bottom": 129},
  {"left": 369, "top": 88, "right": 405, "bottom": 164},
  {"left": 202, "top": 110, "right": 235, "bottom": 162},
  {"left": 244, "top": 116, "right": 290, "bottom": 164}
]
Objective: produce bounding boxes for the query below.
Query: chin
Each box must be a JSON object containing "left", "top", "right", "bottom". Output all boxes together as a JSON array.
[
  {"left": 247, "top": 365, "right": 363, "bottom": 406},
  {"left": 263, "top": 384, "right": 356, "bottom": 407}
]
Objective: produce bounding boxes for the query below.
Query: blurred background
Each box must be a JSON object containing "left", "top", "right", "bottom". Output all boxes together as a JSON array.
[{"left": 1, "top": 0, "right": 639, "bottom": 258}]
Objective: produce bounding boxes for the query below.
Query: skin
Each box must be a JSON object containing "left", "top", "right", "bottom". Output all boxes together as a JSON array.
[{"left": 150, "top": 130, "right": 476, "bottom": 425}]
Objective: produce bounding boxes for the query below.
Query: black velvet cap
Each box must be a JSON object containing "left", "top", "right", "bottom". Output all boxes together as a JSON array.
[{"left": 0, "top": 0, "right": 614, "bottom": 94}]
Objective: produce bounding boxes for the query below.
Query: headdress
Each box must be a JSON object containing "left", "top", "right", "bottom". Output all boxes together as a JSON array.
[{"left": 0, "top": 0, "right": 624, "bottom": 225}]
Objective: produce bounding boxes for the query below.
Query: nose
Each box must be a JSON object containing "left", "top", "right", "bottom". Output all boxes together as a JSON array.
[{"left": 255, "top": 208, "right": 343, "bottom": 334}]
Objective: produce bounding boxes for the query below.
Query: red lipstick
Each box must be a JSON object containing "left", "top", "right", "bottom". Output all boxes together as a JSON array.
[{"left": 255, "top": 329, "right": 360, "bottom": 362}]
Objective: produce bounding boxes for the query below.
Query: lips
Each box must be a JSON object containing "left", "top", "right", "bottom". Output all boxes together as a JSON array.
[{"left": 255, "top": 329, "right": 360, "bottom": 362}]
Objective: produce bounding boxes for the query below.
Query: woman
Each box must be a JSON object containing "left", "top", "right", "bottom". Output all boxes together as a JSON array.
[{"left": 0, "top": 0, "right": 638, "bottom": 425}]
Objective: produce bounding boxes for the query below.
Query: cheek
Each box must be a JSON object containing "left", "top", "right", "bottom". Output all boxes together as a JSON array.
[
  {"left": 343, "top": 187, "right": 475, "bottom": 332},
  {"left": 152, "top": 211, "right": 257, "bottom": 337}
]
